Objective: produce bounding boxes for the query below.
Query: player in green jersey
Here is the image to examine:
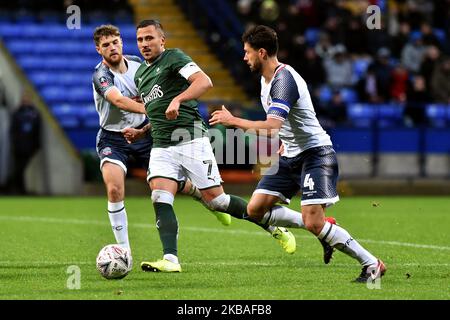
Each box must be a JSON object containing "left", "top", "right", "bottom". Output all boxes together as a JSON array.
[{"left": 122, "top": 20, "right": 297, "bottom": 272}]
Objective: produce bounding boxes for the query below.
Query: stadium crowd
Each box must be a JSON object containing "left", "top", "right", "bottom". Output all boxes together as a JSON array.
[{"left": 233, "top": 0, "right": 450, "bottom": 127}]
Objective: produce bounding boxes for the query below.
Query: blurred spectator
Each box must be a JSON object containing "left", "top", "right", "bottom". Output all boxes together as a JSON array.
[
  {"left": 298, "top": 46, "right": 325, "bottom": 89},
  {"left": 430, "top": 56, "right": 450, "bottom": 104},
  {"left": 391, "top": 22, "right": 411, "bottom": 58},
  {"left": 9, "top": 94, "right": 41, "bottom": 195},
  {"left": 420, "top": 22, "right": 442, "bottom": 48},
  {"left": 323, "top": 44, "right": 353, "bottom": 89},
  {"left": 404, "top": 0, "right": 430, "bottom": 30},
  {"left": 314, "top": 32, "right": 334, "bottom": 59},
  {"left": 237, "top": 0, "right": 260, "bottom": 25},
  {"left": 366, "top": 18, "right": 391, "bottom": 56},
  {"left": 404, "top": 75, "right": 430, "bottom": 127},
  {"left": 327, "top": 89, "right": 348, "bottom": 124},
  {"left": 323, "top": 16, "right": 345, "bottom": 45},
  {"left": 401, "top": 34, "right": 427, "bottom": 73},
  {"left": 419, "top": 45, "right": 441, "bottom": 90},
  {"left": 259, "top": 0, "right": 280, "bottom": 23},
  {"left": 315, "top": 89, "right": 348, "bottom": 128},
  {"left": 357, "top": 65, "right": 381, "bottom": 103},
  {"left": 357, "top": 48, "right": 393, "bottom": 103},
  {"left": 289, "top": 0, "right": 319, "bottom": 28},
  {"left": 390, "top": 64, "right": 409, "bottom": 102},
  {"left": 290, "top": 33, "right": 308, "bottom": 67},
  {"left": 344, "top": 16, "right": 368, "bottom": 55}
]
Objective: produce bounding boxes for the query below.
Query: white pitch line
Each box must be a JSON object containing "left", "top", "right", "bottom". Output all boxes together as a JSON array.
[
  {"left": 0, "top": 260, "right": 449, "bottom": 268},
  {"left": 0, "top": 215, "right": 449, "bottom": 251}
]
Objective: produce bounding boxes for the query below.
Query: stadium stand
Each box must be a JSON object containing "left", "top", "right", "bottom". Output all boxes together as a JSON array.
[{"left": 0, "top": 0, "right": 449, "bottom": 181}]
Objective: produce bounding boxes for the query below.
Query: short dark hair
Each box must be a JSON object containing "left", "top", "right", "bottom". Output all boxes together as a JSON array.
[
  {"left": 93, "top": 24, "right": 120, "bottom": 46},
  {"left": 136, "top": 19, "right": 165, "bottom": 36},
  {"left": 242, "top": 25, "right": 278, "bottom": 56}
]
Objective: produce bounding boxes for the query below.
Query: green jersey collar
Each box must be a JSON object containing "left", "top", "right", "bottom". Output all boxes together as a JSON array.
[{"left": 144, "top": 49, "right": 166, "bottom": 67}]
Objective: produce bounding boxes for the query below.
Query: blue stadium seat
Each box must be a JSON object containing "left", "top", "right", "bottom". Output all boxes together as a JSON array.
[
  {"left": 86, "top": 11, "right": 111, "bottom": 24},
  {"left": 112, "top": 12, "right": 134, "bottom": 24},
  {"left": 353, "top": 58, "right": 372, "bottom": 81},
  {"left": 79, "top": 106, "right": 99, "bottom": 128},
  {"left": 426, "top": 104, "right": 448, "bottom": 128},
  {"left": 35, "top": 40, "right": 60, "bottom": 54},
  {"left": 377, "top": 104, "right": 404, "bottom": 127},
  {"left": 2, "top": 21, "right": 141, "bottom": 150},
  {"left": 66, "top": 129, "right": 98, "bottom": 149},
  {"left": 347, "top": 103, "right": 377, "bottom": 127},
  {"left": 5, "top": 40, "right": 29, "bottom": 54},
  {"left": 16, "top": 56, "right": 42, "bottom": 70},
  {"left": 21, "top": 24, "right": 43, "bottom": 38},
  {"left": 15, "top": 10, "right": 37, "bottom": 23},
  {"left": 41, "top": 86, "right": 67, "bottom": 103},
  {"left": 0, "top": 24, "right": 21, "bottom": 38},
  {"left": 117, "top": 25, "right": 137, "bottom": 40},
  {"left": 409, "top": 30, "right": 422, "bottom": 42},
  {"left": 30, "top": 71, "right": 93, "bottom": 87},
  {"left": 68, "top": 87, "right": 94, "bottom": 103},
  {"left": 434, "top": 29, "right": 446, "bottom": 44},
  {"left": 42, "top": 24, "right": 72, "bottom": 38},
  {"left": 51, "top": 104, "right": 81, "bottom": 129},
  {"left": 37, "top": 11, "right": 64, "bottom": 24},
  {"left": 28, "top": 71, "right": 55, "bottom": 87},
  {"left": 69, "top": 24, "right": 99, "bottom": 39},
  {"left": 319, "top": 86, "right": 333, "bottom": 104},
  {"left": 305, "top": 28, "right": 320, "bottom": 45},
  {"left": 340, "top": 88, "right": 358, "bottom": 104}
]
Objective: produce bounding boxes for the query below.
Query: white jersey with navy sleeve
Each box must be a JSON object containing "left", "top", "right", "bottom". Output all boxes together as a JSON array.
[
  {"left": 261, "top": 64, "right": 332, "bottom": 158},
  {"left": 92, "top": 55, "right": 145, "bottom": 132}
]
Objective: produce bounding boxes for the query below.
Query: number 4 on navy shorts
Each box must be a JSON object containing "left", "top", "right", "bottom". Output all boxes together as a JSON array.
[{"left": 254, "top": 146, "right": 340, "bottom": 207}]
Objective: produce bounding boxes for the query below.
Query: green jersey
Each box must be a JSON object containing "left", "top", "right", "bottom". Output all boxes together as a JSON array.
[{"left": 135, "top": 48, "right": 208, "bottom": 147}]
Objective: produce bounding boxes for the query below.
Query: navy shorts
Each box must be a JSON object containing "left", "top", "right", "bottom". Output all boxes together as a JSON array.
[
  {"left": 96, "top": 121, "right": 153, "bottom": 174},
  {"left": 255, "top": 145, "right": 339, "bottom": 206}
]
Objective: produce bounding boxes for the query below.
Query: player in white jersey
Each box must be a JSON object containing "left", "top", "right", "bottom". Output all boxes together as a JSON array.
[
  {"left": 92, "top": 25, "right": 229, "bottom": 258},
  {"left": 210, "top": 25, "right": 386, "bottom": 282}
]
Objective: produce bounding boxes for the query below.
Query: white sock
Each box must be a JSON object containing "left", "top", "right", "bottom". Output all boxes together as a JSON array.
[
  {"left": 318, "top": 221, "right": 377, "bottom": 266},
  {"left": 260, "top": 205, "right": 305, "bottom": 229},
  {"left": 108, "top": 201, "right": 130, "bottom": 253},
  {"left": 164, "top": 253, "right": 179, "bottom": 264}
]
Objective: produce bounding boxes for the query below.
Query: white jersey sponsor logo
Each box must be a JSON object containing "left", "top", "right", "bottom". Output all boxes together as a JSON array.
[{"left": 142, "top": 84, "right": 163, "bottom": 103}]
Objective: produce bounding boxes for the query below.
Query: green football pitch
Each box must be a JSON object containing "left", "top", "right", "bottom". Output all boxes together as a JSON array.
[{"left": 0, "top": 196, "right": 448, "bottom": 300}]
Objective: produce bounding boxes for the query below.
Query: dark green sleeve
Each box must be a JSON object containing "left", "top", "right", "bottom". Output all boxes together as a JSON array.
[{"left": 167, "top": 48, "right": 194, "bottom": 73}]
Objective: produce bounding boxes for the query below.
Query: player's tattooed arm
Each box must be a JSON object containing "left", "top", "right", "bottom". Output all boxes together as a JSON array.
[
  {"left": 122, "top": 123, "right": 152, "bottom": 144},
  {"left": 209, "top": 105, "right": 282, "bottom": 137}
]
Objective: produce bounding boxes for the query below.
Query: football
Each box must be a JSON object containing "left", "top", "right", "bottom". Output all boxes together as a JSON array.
[{"left": 96, "top": 244, "right": 132, "bottom": 280}]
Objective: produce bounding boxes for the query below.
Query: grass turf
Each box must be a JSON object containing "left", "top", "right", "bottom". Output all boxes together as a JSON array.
[{"left": 0, "top": 196, "right": 448, "bottom": 300}]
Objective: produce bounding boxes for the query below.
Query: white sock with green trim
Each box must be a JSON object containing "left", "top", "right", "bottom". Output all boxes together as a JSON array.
[{"left": 108, "top": 201, "right": 130, "bottom": 253}]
